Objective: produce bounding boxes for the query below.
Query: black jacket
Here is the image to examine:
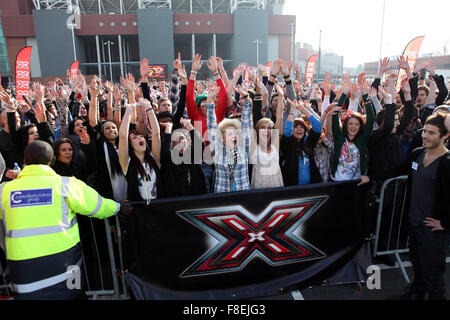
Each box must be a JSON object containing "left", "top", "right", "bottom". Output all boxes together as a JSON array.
[
  {"left": 160, "top": 130, "right": 206, "bottom": 197},
  {"left": 384, "top": 147, "right": 450, "bottom": 230},
  {"left": 368, "top": 104, "right": 403, "bottom": 182},
  {"left": 280, "top": 131, "right": 322, "bottom": 186},
  {"left": 0, "top": 129, "right": 20, "bottom": 182}
]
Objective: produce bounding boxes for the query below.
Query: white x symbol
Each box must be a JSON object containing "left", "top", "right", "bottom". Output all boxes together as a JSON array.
[{"left": 248, "top": 231, "right": 265, "bottom": 242}]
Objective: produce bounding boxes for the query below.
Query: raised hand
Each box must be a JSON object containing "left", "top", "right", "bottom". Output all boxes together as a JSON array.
[
  {"left": 349, "top": 83, "right": 358, "bottom": 100},
  {"left": 180, "top": 117, "right": 193, "bottom": 130},
  {"left": 274, "top": 83, "right": 285, "bottom": 98},
  {"left": 322, "top": 80, "right": 331, "bottom": 96},
  {"left": 123, "top": 73, "right": 135, "bottom": 92},
  {"left": 58, "top": 84, "right": 71, "bottom": 101},
  {"left": 270, "top": 60, "right": 281, "bottom": 77},
  {"left": 178, "top": 64, "right": 187, "bottom": 83},
  {"left": 0, "top": 91, "right": 15, "bottom": 107},
  {"left": 89, "top": 76, "right": 101, "bottom": 97},
  {"left": 280, "top": 60, "right": 289, "bottom": 76},
  {"left": 235, "top": 82, "right": 250, "bottom": 98},
  {"left": 234, "top": 63, "right": 247, "bottom": 78},
  {"left": 397, "top": 55, "right": 410, "bottom": 71},
  {"left": 192, "top": 53, "right": 203, "bottom": 72},
  {"left": 173, "top": 52, "right": 182, "bottom": 71},
  {"left": 400, "top": 77, "right": 411, "bottom": 94},
  {"left": 357, "top": 72, "right": 366, "bottom": 88},
  {"left": 113, "top": 85, "right": 122, "bottom": 103},
  {"left": 140, "top": 58, "right": 151, "bottom": 80},
  {"left": 79, "top": 127, "right": 91, "bottom": 145},
  {"left": 369, "top": 85, "right": 378, "bottom": 98},
  {"left": 104, "top": 80, "right": 113, "bottom": 91},
  {"left": 378, "top": 57, "right": 391, "bottom": 76},
  {"left": 257, "top": 78, "right": 268, "bottom": 96},
  {"left": 341, "top": 74, "right": 351, "bottom": 95},
  {"left": 258, "top": 64, "right": 268, "bottom": 77},
  {"left": 414, "top": 60, "right": 426, "bottom": 73},
  {"left": 287, "top": 60, "right": 294, "bottom": 75},
  {"left": 359, "top": 74, "right": 370, "bottom": 96},
  {"left": 216, "top": 57, "right": 224, "bottom": 71},
  {"left": 47, "top": 81, "right": 58, "bottom": 101},
  {"left": 17, "top": 100, "right": 30, "bottom": 114},
  {"left": 247, "top": 66, "right": 257, "bottom": 83},
  {"left": 207, "top": 85, "right": 220, "bottom": 104},
  {"left": 424, "top": 59, "right": 435, "bottom": 76},
  {"left": 286, "top": 98, "right": 296, "bottom": 114},
  {"left": 207, "top": 56, "right": 218, "bottom": 74},
  {"left": 32, "top": 82, "right": 45, "bottom": 103}
]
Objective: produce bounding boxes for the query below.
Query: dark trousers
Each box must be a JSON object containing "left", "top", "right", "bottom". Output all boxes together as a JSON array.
[{"left": 408, "top": 223, "right": 450, "bottom": 300}]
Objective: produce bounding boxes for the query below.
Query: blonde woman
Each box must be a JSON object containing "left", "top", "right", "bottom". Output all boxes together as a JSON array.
[
  {"left": 250, "top": 84, "right": 285, "bottom": 189},
  {"left": 206, "top": 84, "right": 252, "bottom": 193}
]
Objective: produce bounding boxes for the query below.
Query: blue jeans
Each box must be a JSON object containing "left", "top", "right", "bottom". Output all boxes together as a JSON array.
[{"left": 200, "top": 164, "right": 214, "bottom": 193}]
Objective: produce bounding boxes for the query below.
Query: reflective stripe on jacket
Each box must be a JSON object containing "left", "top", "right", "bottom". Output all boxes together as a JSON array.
[{"left": 0, "top": 165, "right": 120, "bottom": 261}]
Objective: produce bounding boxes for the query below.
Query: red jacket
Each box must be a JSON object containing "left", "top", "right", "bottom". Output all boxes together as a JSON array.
[{"left": 186, "top": 78, "right": 228, "bottom": 142}]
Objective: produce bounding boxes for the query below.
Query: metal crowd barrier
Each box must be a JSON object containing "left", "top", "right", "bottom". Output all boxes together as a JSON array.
[
  {"left": 82, "top": 216, "right": 129, "bottom": 300},
  {"left": 372, "top": 175, "right": 411, "bottom": 283}
]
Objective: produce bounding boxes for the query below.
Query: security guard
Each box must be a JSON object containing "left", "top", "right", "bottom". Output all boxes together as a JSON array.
[{"left": 0, "top": 141, "right": 133, "bottom": 299}]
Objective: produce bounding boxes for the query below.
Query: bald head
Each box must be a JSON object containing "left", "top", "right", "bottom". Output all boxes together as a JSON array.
[{"left": 24, "top": 141, "right": 54, "bottom": 165}]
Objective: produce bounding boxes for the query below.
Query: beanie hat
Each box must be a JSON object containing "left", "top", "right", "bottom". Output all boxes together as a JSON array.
[{"left": 195, "top": 94, "right": 208, "bottom": 107}]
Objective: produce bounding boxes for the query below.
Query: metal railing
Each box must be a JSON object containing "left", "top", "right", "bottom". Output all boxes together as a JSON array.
[{"left": 372, "top": 175, "right": 411, "bottom": 283}]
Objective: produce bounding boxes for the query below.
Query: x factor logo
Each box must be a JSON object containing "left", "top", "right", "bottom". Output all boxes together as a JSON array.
[{"left": 177, "top": 197, "right": 328, "bottom": 277}]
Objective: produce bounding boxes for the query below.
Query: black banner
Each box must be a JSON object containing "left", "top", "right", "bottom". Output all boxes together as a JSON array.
[{"left": 122, "top": 180, "right": 370, "bottom": 299}]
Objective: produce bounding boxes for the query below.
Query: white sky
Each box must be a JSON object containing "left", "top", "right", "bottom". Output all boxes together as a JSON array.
[{"left": 283, "top": 0, "right": 450, "bottom": 68}]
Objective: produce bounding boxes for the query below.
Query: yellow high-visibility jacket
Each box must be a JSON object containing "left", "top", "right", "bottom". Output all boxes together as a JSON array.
[{"left": 0, "top": 165, "right": 120, "bottom": 261}]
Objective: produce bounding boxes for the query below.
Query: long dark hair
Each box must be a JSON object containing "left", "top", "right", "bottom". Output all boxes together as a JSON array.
[
  {"left": 68, "top": 116, "right": 86, "bottom": 135},
  {"left": 16, "top": 124, "right": 37, "bottom": 149},
  {"left": 128, "top": 129, "right": 154, "bottom": 180},
  {"left": 100, "top": 120, "right": 123, "bottom": 177},
  {"left": 293, "top": 118, "right": 313, "bottom": 159},
  {"left": 53, "top": 138, "right": 76, "bottom": 174}
]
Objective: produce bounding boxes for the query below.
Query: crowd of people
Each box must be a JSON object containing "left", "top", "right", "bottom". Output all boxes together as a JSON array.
[{"left": 0, "top": 53, "right": 449, "bottom": 300}]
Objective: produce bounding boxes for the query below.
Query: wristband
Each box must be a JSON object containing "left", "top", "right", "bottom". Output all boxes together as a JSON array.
[
  {"left": 267, "top": 80, "right": 275, "bottom": 86},
  {"left": 242, "top": 95, "right": 249, "bottom": 100},
  {"left": 283, "top": 75, "right": 290, "bottom": 79},
  {"left": 146, "top": 107, "right": 154, "bottom": 113},
  {"left": 285, "top": 80, "right": 292, "bottom": 85},
  {"left": 191, "top": 71, "right": 197, "bottom": 75},
  {"left": 270, "top": 74, "right": 277, "bottom": 79}
]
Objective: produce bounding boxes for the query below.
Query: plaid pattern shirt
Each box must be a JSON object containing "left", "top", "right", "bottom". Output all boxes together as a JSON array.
[{"left": 207, "top": 101, "right": 252, "bottom": 193}]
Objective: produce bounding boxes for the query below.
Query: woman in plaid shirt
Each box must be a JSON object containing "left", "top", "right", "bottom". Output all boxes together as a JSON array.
[{"left": 206, "top": 83, "right": 252, "bottom": 193}]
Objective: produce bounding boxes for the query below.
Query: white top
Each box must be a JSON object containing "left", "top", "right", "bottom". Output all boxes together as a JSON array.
[
  {"left": 137, "top": 162, "right": 157, "bottom": 202},
  {"left": 333, "top": 139, "right": 361, "bottom": 181},
  {"left": 250, "top": 144, "right": 281, "bottom": 176}
]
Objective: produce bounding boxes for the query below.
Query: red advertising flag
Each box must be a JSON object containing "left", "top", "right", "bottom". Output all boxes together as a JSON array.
[
  {"left": 396, "top": 36, "right": 425, "bottom": 90},
  {"left": 70, "top": 60, "right": 79, "bottom": 75},
  {"left": 15, "top": 46, "right": 33, "bottom": 103},
  {"left": 304, "top": 54, "right": 318, "bottom": 85}
]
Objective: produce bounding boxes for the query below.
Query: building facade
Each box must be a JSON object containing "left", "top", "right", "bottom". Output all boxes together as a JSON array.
[{"left": 0, "top": 0, "right": 295, "bottom": 82}]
